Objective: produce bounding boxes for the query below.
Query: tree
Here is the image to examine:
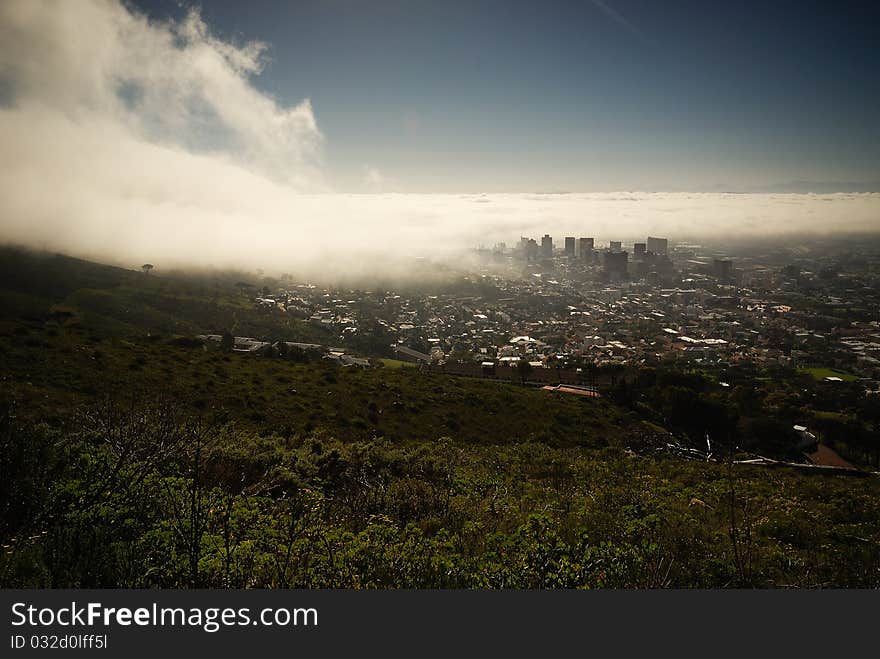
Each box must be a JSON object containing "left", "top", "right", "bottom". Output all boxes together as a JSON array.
[
  {"left": 220, "top": 331, "right": 234, "bottom": 352},
  {"left": 517, "top": 359, "right": 533, "bottom": 385},
  {"left": 141, "top": 264, "right": 154, "bottom": 275},
  {"left": 235, "top": 282, "right": 254, "bottom": 298},
  {"left": 49, "top": 304, "right": 78, "bottom": 327}
]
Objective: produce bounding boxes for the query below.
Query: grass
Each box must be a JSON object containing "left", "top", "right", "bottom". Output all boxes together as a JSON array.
[
  {"left": 378, "top": 358, "right": 418, "bottom": 369},
  {"left": 798, "top": 367, "right": 859, "bottom": 382},
  {"left": 812, "top": 410, "right": 856, "bottom": 422},
  {"left": 0, "top": 323, "right": 631, "bottom": 449}
]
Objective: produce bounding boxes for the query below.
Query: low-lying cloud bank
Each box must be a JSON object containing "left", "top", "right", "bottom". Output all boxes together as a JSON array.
[{"left": 1, "top": 1, "right": 878, "bottom": 279}]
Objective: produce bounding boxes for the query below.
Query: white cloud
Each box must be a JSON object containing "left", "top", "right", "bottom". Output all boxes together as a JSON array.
[
  {"left": 363, "top": 165, "right": 386, "bottom": 190},
  {"left": 0, "top": 1, "right": 878, "bottom": 281},
  {"left": 0, "top": 0, "right": 323, "bottom": 188}
]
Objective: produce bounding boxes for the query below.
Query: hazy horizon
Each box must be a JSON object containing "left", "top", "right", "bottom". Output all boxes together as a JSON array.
[{"left": 1, "top": 0, "right": 878, "bottom": 277}]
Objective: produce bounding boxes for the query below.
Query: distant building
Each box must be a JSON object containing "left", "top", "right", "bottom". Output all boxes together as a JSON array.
[
  {"left": 603, "top": 250, "right": 628, "bottom": 279},
  {"left": 541, "top": 234, "right": 553, "bottom": 259},
  {"left": 634, "top": 243, "right": 646, "bottom": 260},
  {"left": 525, "top": 238, "right": 539, "bottom": 261},
  {"left": 393, "top": 345, "right": 432, "bottom": 363},
  {"left": 232, "top": 337, "right": 272, "bottom": 354},
  {"left": 564, "top": 236, "right": 576, "bottom": 258},
  {"left": 609, "top": 240, "right": 622, "bottom": 252},
  {"left": 713, "top": 258, "right": 733, "bottom": 283},
  {"left": 647, "top": 236, "right": 668, "bottom": 256},
  {"left": 633, "top": 259, "right": 648, "bottom": 279},
  {"left": 578, "top": 237, "right": 594, "bottom": 262}
]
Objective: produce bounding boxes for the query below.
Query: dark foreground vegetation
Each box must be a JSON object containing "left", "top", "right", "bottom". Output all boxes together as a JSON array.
[{"left": 1, "top": 247, "right": 879, "bottom": 587}]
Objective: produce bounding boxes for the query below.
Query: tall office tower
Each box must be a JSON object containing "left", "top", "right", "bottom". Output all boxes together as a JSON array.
[
  {"left": 713, "top": 258, "right": 732, "bottom": 283},
  {"left": 647, "top": 236, "right": 668, "bottom": 256},
  {"left": 609, "top": 240, "right": 622, "bottom": 252},
  {"left": 603, "top": 250, "right": 629, "bottom": 278},
  {"left": 541, "top": 234, "right": 553, "bottom": 259},
  {"left": 525, "top": 238, "right": 539, "bottom": 261},
  {"left": 634, "top": 243, "right": 647, "bottom": 260},
  {"left": 578, "top": 237, "right": 594, "bottom": 262},
  {"left": 564, "top": 236, "right": 576, "bottom": 258}
]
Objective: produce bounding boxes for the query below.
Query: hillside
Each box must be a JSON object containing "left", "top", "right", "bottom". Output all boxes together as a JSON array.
[
  {"left": 0, "top": 321, "right": 631, "bottom": 448},
  {"left": 1, "top": 246, "right": 879, "bottom": 588},
  {"left": 0, "top": 246, "right": 335, "bottom": 342}
]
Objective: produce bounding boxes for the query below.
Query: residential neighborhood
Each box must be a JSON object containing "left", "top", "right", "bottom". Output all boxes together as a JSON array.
[{"left": 221, "top": 235, "right": 880, "bottom": 392}]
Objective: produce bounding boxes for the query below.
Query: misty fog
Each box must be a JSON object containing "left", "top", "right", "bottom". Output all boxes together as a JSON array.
[{"left": 1, "top": 0, "right": 878, "bottom": 280}]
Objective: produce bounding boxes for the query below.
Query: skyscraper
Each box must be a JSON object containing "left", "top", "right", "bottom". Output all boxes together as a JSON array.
[
  {"left": 578, "top": 237, "right": 594, "bottom": 262},
  {"left": 526, "top": 238, "right": 539, "bottom": 261},
  {"left": 647, "top": 236, "right": 668, "bottom": 256},
  {"left": 634, "top": 243, "right": 646, "bottom": 260},
  {"left": 541, "top": 234, "right": 553, "bottom": 259},
  {"left": 603, "top": 250, "right": 628, "bottom": 279},
  {"left": 564, "top": 236, "right": 575, "bottom": 258},
  {"left": 713, "top": 258, "right": 732, "bottom": 283},
  {"left": 609, "top": 240, "right": 622, "bottom": 252}
]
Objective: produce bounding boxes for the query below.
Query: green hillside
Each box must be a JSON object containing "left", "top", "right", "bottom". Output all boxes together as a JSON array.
[
  {"left": 0, "top": 246, "right": 334, "bottom": 342},
  {"left": 1, "top": 246, "right": 879, "bottom": 588},
  {"left": 0, "top": 323, "right": 630, "bottom": 448}
]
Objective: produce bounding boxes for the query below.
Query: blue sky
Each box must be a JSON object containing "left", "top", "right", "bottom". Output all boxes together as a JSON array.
[
  {"left": 129, "top": 0, "right": 880, "bottom": 192},
  {"left": 79, "top": 1, "right": 880, "bottom": 191}
]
